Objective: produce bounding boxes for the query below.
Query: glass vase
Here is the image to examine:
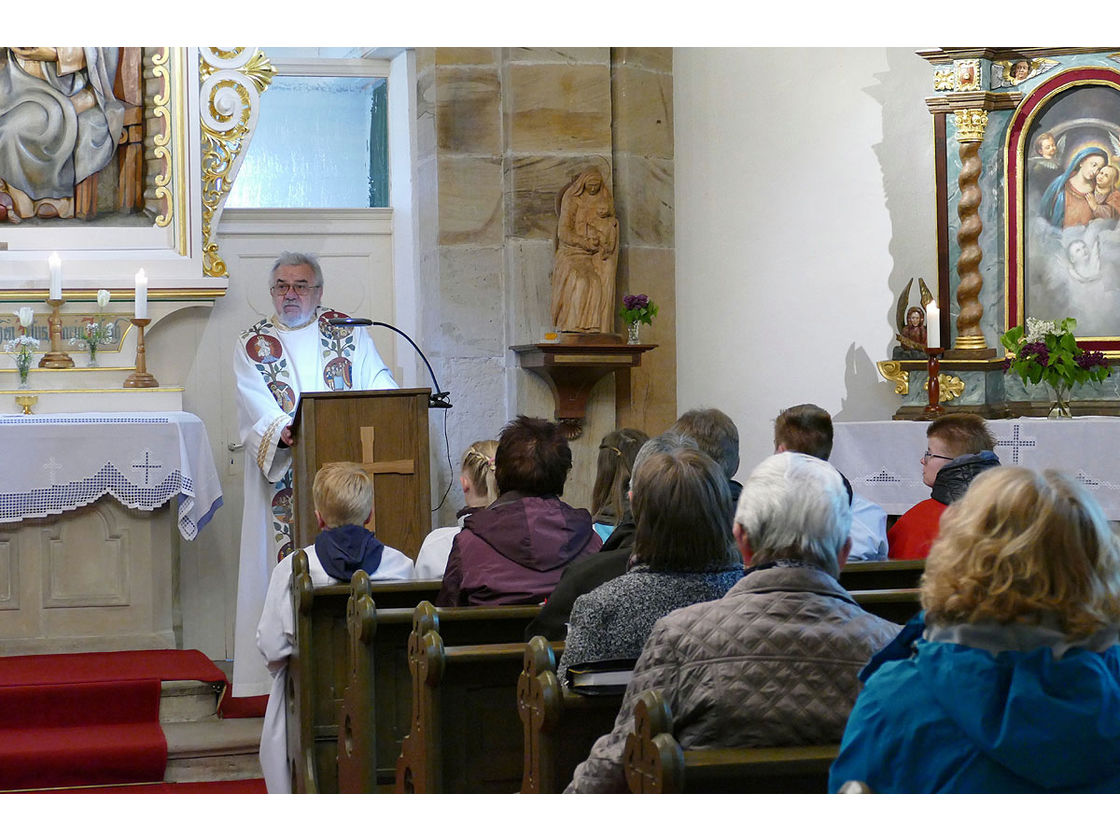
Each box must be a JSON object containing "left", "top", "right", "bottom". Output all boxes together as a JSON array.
[
  {"left": 87, "top": 343, "right": 99, "bottom": 367},
  {"left": 1047, "top": 381, "right": 1072, "bottom": 419},
  {"left": 627, "top": 322, "right": 641, "bottom": 345},
  {"left": 16, "top": 361, "right": 29, "bottom": 389}
]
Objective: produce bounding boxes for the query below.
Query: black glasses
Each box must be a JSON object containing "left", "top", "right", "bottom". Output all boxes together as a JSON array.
[{"left": 922, "top": 450, "right": 952, "bottom": 462}]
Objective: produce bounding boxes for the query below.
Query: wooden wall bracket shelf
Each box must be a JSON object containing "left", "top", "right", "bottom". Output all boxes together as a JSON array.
[{"left": 511, "top": 338, "right": 657, "bottom": 439}]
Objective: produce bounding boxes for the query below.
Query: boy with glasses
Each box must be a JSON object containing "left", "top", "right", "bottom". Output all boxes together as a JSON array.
[{"left": 887, "top": 414, "right": 1000, "bottom": 560}]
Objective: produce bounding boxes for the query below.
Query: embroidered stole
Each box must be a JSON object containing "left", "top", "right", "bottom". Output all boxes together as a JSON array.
[{"left": 240, "top": 307, "right": 358, "bottom": 561}]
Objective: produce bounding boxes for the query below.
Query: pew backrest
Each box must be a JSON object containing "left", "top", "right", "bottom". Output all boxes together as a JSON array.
[
  {"left": 394, "top": 602, "right": 544, "bottom": 793},
  {"left": 517, "top": 635, "right": 624, "bottom": 793},
  {"left": 838, "top": 559, "right": 924, "bottom": 591},
  {"left": 338, "top": 599, "right": 542, "bottom": 793},
  {"left": 623, "top": 689, "right": 839, "bottom": 793},
  {"left": 850, "top": 587, "right": 921, "bottom": 625}
]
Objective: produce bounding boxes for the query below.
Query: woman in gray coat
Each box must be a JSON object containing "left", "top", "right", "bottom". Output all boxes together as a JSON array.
[{"left": 557, "top": 445, "right": 743, "bottom": 683}]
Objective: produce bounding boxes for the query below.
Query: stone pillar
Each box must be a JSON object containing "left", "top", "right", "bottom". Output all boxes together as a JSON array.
[
  {"left": 610, "top": 48, "right": 676, "bottom": 434},
  {"left": 415, "top": 48, "right": 675, "bottom": 519}
]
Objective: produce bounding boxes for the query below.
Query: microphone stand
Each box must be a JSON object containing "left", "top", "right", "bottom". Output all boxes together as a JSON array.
[{"left": 328, "top": 318, "right": 452, "bottom": 409}]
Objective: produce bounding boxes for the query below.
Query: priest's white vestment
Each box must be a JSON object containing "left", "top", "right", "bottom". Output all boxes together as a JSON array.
[{"left": 232, "top": 308, "right": 397, "bottom": 696}]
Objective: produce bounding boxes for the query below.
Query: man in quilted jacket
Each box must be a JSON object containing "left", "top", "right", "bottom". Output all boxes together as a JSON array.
[{"left": 566, "top": 451, "right": 900, "bottom": 793}]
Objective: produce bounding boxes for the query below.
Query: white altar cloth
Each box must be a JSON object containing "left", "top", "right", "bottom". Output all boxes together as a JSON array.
[
  {"left": 0, "top": 411, "right": 222, "bottom": 539},
  {"left": 832, "top": 417, "right": 1120, "bottom": 519}
]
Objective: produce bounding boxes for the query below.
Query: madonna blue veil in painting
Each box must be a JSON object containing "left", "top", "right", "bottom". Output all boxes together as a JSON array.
[{"left": 1024, "top": 82, "right": 1120, "bottom": 338}]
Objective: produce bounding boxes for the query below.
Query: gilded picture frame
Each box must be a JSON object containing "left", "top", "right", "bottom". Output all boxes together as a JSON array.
[{"left": 1005, "top": 65, "right": 1120, "bottom": 354}]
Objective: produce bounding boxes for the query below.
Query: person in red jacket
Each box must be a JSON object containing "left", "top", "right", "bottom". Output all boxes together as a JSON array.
[{"left": 887, "top": 414, "right": 999, "bottom": 560}]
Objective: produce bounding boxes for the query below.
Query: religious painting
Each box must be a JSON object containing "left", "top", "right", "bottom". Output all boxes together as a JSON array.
[
  {"left": 1006, "top": 67, "right": 1120, "bottom": 352},
  {"left": 0, "top": 48, "right": 149, "bottom": 226}
]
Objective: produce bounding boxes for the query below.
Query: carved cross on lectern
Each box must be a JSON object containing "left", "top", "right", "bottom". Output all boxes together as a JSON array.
[{"left": 358, "top": 426, "right": 415, "bottom": 533}]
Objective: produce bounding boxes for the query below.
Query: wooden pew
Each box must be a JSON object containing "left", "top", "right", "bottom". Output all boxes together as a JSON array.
[
  {"left": 839, "top": 558, "right": 924, "bottom": 591},
  {"left": 285, "top": 563, "right": 440, "bottom": 794},
  {"left": 851, "top": 587, "right": 921, "bottom": 624},
  {"left": 394, "top": 603, "right": 543, "bottom": 793},
  {"left": 338, "top": 599, "right": 541, "bottom": 793},
  {"left": 623, "top": 688, "right": 839, "bottom": 793},
  {"left": 518, "top": 635, "right": 624, "bottom": 793}
]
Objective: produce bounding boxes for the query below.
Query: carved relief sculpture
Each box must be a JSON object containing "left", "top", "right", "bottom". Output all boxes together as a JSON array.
[
  {"left": 550, "top": 167, "right": 619, "bottom": 334},
  {"left": 0, "top": 47, "right": 136, "bottom": 222}
]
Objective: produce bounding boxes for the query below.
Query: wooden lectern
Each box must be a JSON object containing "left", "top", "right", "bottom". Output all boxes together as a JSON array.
[{"left": 290, "top": 388, "right": 432, "bottom": 559}]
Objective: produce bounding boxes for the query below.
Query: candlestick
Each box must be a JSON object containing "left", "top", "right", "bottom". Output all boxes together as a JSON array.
[
  {"left": 38, "top": 298, "right": 75, "bottom": 369},
  {"left": 123, "top": 318, "right": 159, "bottom": 388},
  {"left": 925, "top": 300, "right": 940, "bottom": 349},
  {"left": 134, "top": 269, "right": 148, "bottom": 319},
  {"left": 923, "top": 347, "right": 945, "bottom": 417},
  {"left": 48, "top": 252, "right": 62, "bottom": 300}
]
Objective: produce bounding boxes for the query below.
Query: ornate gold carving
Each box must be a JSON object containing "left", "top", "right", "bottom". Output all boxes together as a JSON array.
[
  {"left": 924, "top": 373, "right": 965, "bottom": 404},
  {"left": 877, "top": 360, "right": 910, "bottom": 396},
  {"left": 954, "top": 59, "right": 982, "bottom": 92},
  {"left": 150, "top": 49, "right": 173, "bottom": 228},
  {"left": 953, "top": 108, "right": 989, "bottom": 142},
  {"left": 934, "top": 67, "right": 956, "bottom": 91},
  {"left": 198, "top": 48, "right": 275, "bottom": 278},
  {"left": 953, "top": 334, "right": 990, "bottom": 350}
]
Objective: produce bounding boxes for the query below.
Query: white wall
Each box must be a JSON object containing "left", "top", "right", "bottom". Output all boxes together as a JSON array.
[{"left": 674, "top": 47, "right": 938, "bottom": 477}]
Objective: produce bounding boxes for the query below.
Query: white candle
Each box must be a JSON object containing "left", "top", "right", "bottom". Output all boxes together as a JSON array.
[
  {"left": 134, "top": 269, "right": 148, "bottom": 319},
  {"left": 48, "top": 252, "right": 62, "bottom": 300},
  {"left": 926, "top": 300, "right": 941, "bottom": 349}
]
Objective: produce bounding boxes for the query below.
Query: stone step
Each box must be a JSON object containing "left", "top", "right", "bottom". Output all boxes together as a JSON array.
[
  {"left": 163, "top": 717, "right": 264, "bottom": 783},
  {"left": 159, "top": 679, "right": 224, "bottom": 723}
]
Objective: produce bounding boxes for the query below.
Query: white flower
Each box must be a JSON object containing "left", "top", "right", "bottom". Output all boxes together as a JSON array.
[
  {"left": 15, "top": 307, "right": 32, "bottom": 328},
  {"left": 96, "top": 289, "right": 111, "bottom": 309},
  {"left": 1025, "top": 317, "right": 1058, "bottom": 343}
]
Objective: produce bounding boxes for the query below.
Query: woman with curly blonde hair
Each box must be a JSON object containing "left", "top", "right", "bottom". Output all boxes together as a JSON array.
[{"left": 830, "top": 466, "right": 1120, "bottom": 793}]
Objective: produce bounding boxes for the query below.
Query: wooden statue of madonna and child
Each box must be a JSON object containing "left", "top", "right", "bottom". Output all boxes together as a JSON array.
[{"left": 549, "top": 166, "right": 623, "bottom": 343}]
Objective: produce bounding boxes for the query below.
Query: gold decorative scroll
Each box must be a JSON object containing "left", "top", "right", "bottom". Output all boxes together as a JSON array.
[
  {"left": 150, "top": 48, "right": 173, "bottom": 228},
  {"left": 877, "top": 360, "right": 909, "bottom": 396},
  {"left": 198, "top": 47, "right": 275, "bottom": 278}
]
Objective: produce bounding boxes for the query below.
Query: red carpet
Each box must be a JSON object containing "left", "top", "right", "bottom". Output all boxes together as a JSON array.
[
  {"left": 17, "top": 778, "right": 267, "bottom": 794},
  {"left": 0, "top": 649, "right": 231, "bottom": 791}
]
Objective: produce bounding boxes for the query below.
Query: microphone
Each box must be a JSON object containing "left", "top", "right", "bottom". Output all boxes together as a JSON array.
[{"left": 327, "top": 318, "right": 452, "bottom": 409}]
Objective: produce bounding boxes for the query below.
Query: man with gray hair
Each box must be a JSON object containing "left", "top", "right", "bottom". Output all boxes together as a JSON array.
[
  {"left": 567, "top": 451, "right": 899, "bottom": 793},
  {"left": 231, "top": 251, "right": 399, "bottom": 697}
]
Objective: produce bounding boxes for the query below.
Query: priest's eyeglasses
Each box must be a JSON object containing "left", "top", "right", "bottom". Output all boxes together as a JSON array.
[
  {"left": 271, "top": 282, "right": 321, "bottom": 297},
  {"left": 922, "top": 450, "right": 953, "bottom": 462}
]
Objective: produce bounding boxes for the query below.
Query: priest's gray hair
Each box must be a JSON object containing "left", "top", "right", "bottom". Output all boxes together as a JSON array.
[
  {"left": 734, "top": 451, "right": 851, "bottom": 578},
  {"left": 271, "top": 251, "right": 324, "bottom": 288}
]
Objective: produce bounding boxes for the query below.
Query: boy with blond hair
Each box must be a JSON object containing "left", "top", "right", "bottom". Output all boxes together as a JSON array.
[{"left": 256, "top": 461, "right": 413, "bottom": 793}]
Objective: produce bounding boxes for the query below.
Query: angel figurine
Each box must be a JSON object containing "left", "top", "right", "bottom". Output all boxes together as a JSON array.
[{"left": 891, "top": 277, "right": 934, "bottom": 360}]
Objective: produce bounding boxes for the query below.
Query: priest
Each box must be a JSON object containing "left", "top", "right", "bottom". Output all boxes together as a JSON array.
[{"left": 231, "top": 252, "right": 398, "bottom": 696}]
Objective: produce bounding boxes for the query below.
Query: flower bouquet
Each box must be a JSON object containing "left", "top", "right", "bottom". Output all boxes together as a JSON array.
[
  {"left": 5, "top": 308, "right": 39, "bottom": 387},
  {"left": 619, "top": 294, "right": 658, "bottom": 344},
  {"left": 71, "top": 289, "right": 114, "bottom": 366},
  {"left": 1000, "top": 317, "right": 1111, "bottom": 418}
]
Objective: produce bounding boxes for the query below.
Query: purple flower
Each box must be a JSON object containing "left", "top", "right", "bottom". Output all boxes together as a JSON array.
[
  {"left": 1076, "top": 350, "right": 1108, "bottom": 369},
  {"left": 623, "top": 294, "right": 636, "bottom": 308}
]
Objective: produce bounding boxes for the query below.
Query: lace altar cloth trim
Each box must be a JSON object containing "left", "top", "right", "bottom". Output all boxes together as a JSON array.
[{"left": 0, "top": 412, "right": 223, "bottom": 540}]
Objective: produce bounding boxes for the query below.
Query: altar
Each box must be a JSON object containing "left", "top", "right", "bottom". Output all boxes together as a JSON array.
[
  {"left": 0, "top": 412, "right": 222, "bottom": 655},
  {"left": 831, "top": 417, "right": 1120, "bottom": 519}
]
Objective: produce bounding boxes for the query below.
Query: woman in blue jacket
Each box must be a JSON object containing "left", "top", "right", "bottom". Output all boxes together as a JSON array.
[{"left": 830, "top": 466, "right": 1120, "bottom": 793}]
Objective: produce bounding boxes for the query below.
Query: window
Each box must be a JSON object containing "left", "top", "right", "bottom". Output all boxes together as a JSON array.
[{"left": 226, "top": 50, "right": 389, "bottom": 208}]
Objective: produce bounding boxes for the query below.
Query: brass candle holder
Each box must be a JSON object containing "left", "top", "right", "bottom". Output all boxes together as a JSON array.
[
  {"left": 123, "top": 318, "right": 159, "bottom": 388},
  {"left": 38, "top": 298, "right": 75, "bottom": 369},
  {"left": 922, "top": 347, "right": 945, "bottom": 417}
]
